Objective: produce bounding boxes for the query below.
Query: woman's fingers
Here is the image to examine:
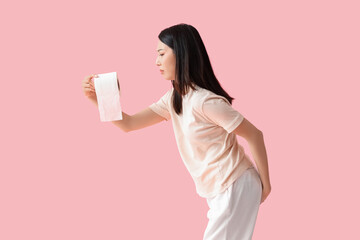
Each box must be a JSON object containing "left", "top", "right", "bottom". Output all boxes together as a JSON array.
[
  {"left": 82, "top": 81, "right": 94, "bottom": 91},
  {"left": 88, "top": 80, "right": 94, "bottom": 88},
  {"left": 260, "top": 187, "right": 271, "bottom": 204},
  {"left": 88, "top": 74, "right": 99, "bottom": 87},
  {"left": 85, "top": 75, "right": 92, "bottom": 82},
  {"left": 84, "top": 74, "right": 98, "bottom": 83},
  {"left": 84, "top": 86, "right": 95, "bottom": 92},
  {"left": 82, "top": 74, "right": 98, "bottom": 97},
  {"left": 83, "top": 87, "right": 96, "bottom": 98}
]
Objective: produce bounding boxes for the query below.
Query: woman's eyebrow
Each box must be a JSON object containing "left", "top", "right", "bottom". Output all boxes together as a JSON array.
[{"left": 157, "top": 49, "right": 164, "bottom": 52}]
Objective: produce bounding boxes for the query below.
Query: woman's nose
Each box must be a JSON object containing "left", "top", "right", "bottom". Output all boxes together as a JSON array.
[{"left": 155, "top": 57, "right": 161, "bottom": 66}]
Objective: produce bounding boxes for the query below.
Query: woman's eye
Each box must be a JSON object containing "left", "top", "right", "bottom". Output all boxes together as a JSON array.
[{"left": 160, "top": 54, "right": 164, "bottom": 56}]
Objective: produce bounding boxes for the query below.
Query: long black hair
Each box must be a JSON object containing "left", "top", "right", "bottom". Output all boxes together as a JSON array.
[{"left": 158, "top": 23, "right": 235, "bottom": 115}]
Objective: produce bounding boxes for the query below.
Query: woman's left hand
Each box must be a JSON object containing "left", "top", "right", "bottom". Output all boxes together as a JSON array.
[{"left": 260, "top": 184, "right": 271, "bottom": 204}]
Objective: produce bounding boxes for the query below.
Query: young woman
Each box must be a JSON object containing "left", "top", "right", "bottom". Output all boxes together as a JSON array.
[{"left": 82, "top": 23, "right": 271, "bottom": 240}]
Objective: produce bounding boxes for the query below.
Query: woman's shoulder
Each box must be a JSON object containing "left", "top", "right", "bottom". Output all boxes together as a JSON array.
[
  {"left": 192, "top": 85, "right": 231, "bottom": 114},
  {"left": 194, "top": 85, "right": 230, "bottom": 104}
]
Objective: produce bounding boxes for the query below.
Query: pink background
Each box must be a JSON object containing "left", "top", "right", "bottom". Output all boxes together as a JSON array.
[{"left": 1, "top": 0, "right": 359, "bottom": 239}]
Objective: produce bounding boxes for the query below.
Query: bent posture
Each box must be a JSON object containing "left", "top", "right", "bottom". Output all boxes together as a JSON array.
[{"left": 82, "top": 23, "right": 271, "bottom": 240}]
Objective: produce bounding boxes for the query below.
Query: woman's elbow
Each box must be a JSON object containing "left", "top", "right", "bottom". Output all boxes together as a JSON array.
[
  {"left": 123, "top": 125, "right": 133, "bottom": 133},
  {"left": 111, "top": 120, "right": 132, "bottom": 133}
]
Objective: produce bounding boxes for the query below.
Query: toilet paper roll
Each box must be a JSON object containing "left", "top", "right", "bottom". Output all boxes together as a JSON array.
[{"left": 94, "top": 72, "right": 123, "bottom": 122}]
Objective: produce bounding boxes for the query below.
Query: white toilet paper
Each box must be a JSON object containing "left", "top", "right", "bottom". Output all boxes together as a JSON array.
[{"left": 94, "top": 72, "right": 123, "bottom": 122}]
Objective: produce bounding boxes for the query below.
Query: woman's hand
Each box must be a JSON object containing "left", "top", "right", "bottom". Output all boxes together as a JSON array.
[
  {"left": 260, "top": 184, "right": 271, "bottom": 204},
  {"left": 82, "top": 74, "right": 99, "bottom": 106},
  {"left": 82, "top": 74, "right": 98, "bottom": 97}
]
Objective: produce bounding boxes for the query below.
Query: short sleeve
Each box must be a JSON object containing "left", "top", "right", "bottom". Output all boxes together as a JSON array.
[
  {"left": 201, "top": 97, "right": 244, "bottom": 133},
  {"left": 149, "top": 88, "right": 173, "bottom": 121}
]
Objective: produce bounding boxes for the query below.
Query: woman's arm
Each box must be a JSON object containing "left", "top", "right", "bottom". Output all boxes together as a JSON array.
[
  {"left": 233, "top": 118, "right": 271, "bottom": 203},
  {"left": 112, "top": 107, "right": 166, "bottom": 132},
  {"left": 89, "top": 95, "right": 166, "bottom": 133}
]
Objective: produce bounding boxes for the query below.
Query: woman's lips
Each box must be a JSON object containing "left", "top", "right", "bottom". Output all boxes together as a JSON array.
[{"left": 160, "top": 70, "right": 164, "bottom": 74}]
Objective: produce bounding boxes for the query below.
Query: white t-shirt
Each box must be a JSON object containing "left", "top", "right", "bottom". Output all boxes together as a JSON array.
[{"left": 149, "top": 84, "right": 254, "bottom": 198}]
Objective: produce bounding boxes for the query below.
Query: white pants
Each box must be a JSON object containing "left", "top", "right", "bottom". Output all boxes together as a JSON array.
[{"left": 203, "top": 167, "right": 262, "bottom": 240}]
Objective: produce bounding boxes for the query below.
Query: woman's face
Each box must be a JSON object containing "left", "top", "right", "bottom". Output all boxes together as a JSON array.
[{"left": 156, "top": 40, "right": 176, "bottom": 80}]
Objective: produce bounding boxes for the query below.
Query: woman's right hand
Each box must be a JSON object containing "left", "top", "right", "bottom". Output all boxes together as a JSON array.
[{"left": 82, "top": 74, "right": 98, "bottom": 99}]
